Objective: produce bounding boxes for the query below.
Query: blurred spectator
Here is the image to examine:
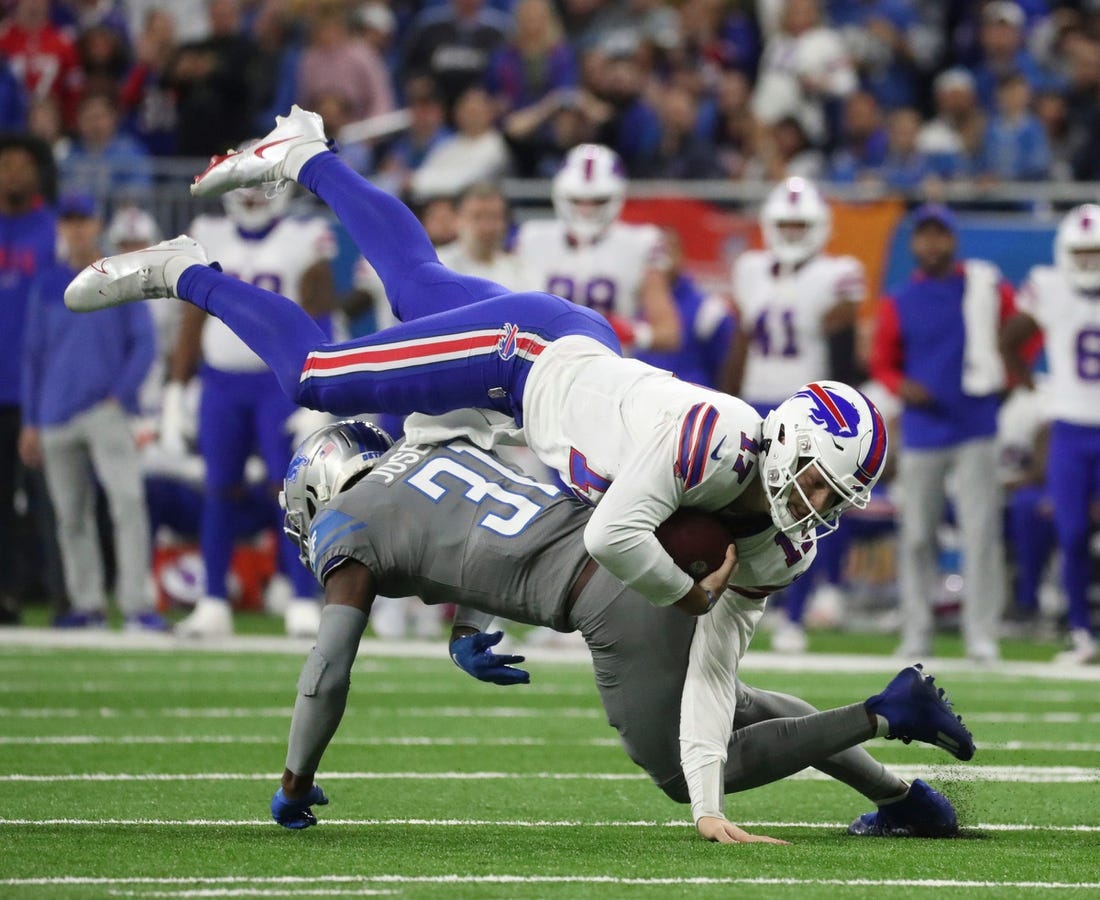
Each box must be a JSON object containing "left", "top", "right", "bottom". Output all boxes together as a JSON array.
[
  {"left": 972, "top": 0, "right": 1060, "bottom": 111},
  {"left": 296, "top": 3, "right": 394, "bottom": 122},
  {"left": 249, "top": 0, "right": 303, "bottom": 131},
  {"left": 836, "top": 0, "right": 921, "bottom": 110},
  {"left": 486, "top": 0, "right": 578, "bottom": 114},
  {"left": 1035, "top": 90, "right": 1072, "bottom": 181},
  {"left": 168, "top": 0, "right": 258, "bottom": 157},
  {"left": 0, "top": 58, "right": 28, "bottom": 131},
  {"left": 61, "top": 91, "right": 153, "bottom": 196},
  {"left": 643, "top": 83, "right": 724, "bottom": 178},
  {"left": 827, "top": 90, "right": 888, "bottom": 181},
  {"left": 503, "top": 86, "right": 605, "bottom": 176},
  {"left": 356, "top": 2, "right": 398, "bottom": 68},
  {"left": 77, "top": 23, "right": 131, "bottom": 96},
  {"left": 0, "top": 137, "right": 59, "bottom": 625},
  {"left": 374, "top": 75, "right": 452, "bottom": 195},
  {"left": 743, "top": 114, "right": 825, "bottom": 181},
  {"left": 638, "top": 225, "right": 734, "bottom": 389},
  {"left": 61, "top": 0, "right": 131, "bottom": 42},
  {"left": 980, "top": 71, "right": 1051, "bottom": 182},
  {"left": 126, "top": 0, "right": 209, "bottom": 45},
  {"left": 877, "top": 106, "right": 937, "bottom": 191},
  {"left": 917, "top": 67, "right": 986, "bottom": 179},
  {"left": 314, "top": 91, "right": 372, "bottom": 174},
  {"left": 676, "top": 0, "right": 761, "bottom": 78},
  {"left": 437, "top": 181, "right": 526, "bottom": 286},
  {"left": 590, "top": 46, "right": 662, "bottom": 173},
  {"left": 751, "top": 0, "right": 857, "bottom": 147},
  {"left": 870, "top": 204, "right": 1011, "bottom": 663},
  {"left": 19, "top": 194, "right": 162, "bottom": 631},
  {"left": 409, "top": 86, "right": 511, "bottom": 202},
  {"left": 401, "top": 0, "right": 509, "bottom": 111},
  {"left": 118, "top": 8, "right": 179, "bottom": 156},
  {"left": 415, "top": 195, "right": 459, "bottom": 247},
  {"left": 711, "top": 68, "right": 755, "bottom": 178},
  {"left": 0, "top": 0, "right": 84, "bottom": 128},
  {"left": 27, "top": 96, "right": 72, "bottom": 166}
]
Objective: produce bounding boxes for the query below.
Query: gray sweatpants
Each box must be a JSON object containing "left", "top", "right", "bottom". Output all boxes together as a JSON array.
[
  {"left": 896, "top": 438, "right": 1006, "bottom": 658},
  {"left": 569, "top": 569, "right": 905, "bottom": 807},
  {"left": 41, "top": 402, "right": 151, "bottom": 615}
]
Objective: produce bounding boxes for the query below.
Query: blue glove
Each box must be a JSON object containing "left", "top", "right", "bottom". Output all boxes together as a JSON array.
[
  {"left": 271, "top": 784, "right": 329, "bottom": 829},
  {"left": 449, "top": 630, "right": 530, "bottom": 685}
]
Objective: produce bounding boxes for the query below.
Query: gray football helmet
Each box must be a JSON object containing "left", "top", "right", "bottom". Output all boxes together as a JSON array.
[{"left": 279, "top": 419, "right": 393, "bottom": 564}]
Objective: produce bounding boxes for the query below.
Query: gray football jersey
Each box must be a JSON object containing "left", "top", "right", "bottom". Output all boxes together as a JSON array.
[{"left": 307, "top": 440, "right": 592, "bottom": 630}]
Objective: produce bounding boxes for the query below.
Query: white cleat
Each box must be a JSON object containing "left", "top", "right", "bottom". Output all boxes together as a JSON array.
[
  {"left": 175, "top": 597, "right": 234, "bottom": 639},
  {"left": 771, "top": 621, "right": 808, "bottom": 654},
  {"left": 65, "top": 236, "right": 208, "bottom": 312},
  {"left": 190, "top": 105, "right": 330, "bottom": 198},
  {"left": 285, "top": 598, "right": 321, "bottom": 639},
  {"left": 1054, "top": 628, "right": 1098, "bottom": 665}
]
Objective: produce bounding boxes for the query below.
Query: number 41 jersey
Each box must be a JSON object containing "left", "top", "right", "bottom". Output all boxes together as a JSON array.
[{"left": 733, "top": 250, "right": 864, "bottom": 406}]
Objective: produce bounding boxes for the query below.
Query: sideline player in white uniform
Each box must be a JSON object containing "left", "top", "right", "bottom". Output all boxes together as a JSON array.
[
  {"left": 1002, "top": 204, "right": 1100, "bottom": 664},
  {"left": 268, "top": 421, "right": 971, "bottom": 840},
  {"left": 515, "top": 143, "right": 682, "bottom": 354},
  {"left": 723, "top": 176, "right": 865, "bottom": 414},
  {"left": 164, "top": 180, "right": 337, "bottom": 639}
]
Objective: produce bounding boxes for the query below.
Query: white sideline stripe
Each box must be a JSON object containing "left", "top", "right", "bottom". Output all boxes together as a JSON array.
[
  {"left": 0, "top": 705, "right": 602, "bottom": 719},
  {"left": 3, "top": 765, "right": 1099, "bottom": 784},
  {"left": 0, "top": 734, "right": 1095, "bottom": 753},
  {"left": 4, "top": 875, "right": 1100, "bottom": 890},
  {"left": 3, "top": 817, "right": 1099, "bottom": 833},
  {"left": 108, "top": 892, "right": 394, "bottom": 898},
  {"left": 5, "top": 627, "right": 1100, "bottom": 682},
  {"left": 0, "top": 681, "right": 597, "bottom": 697}
]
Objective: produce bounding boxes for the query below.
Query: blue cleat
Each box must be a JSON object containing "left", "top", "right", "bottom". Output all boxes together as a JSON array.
[
  {"left": 865, "top": 664, "right": 975, "bottom": 761},
  {"left": 848, "top": 779, "right": 959, "bottom": 837},
  {"left": 51, "top": 610, "right": 107, "bottom": 629}
]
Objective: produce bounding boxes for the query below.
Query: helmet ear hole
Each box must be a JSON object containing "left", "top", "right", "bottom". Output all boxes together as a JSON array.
[{"left": 777, "top": 424, "right": 786, "bottom": 444}]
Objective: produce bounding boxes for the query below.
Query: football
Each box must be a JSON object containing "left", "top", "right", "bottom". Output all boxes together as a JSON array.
[{"left": 655, "top": 509, "right": 734, "bottom": 580}]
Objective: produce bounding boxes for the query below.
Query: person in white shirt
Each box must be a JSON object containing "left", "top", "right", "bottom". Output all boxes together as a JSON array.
[
  {"left": 514, "top": 143, "right": 682, "bottom": 354},
  {"left": 437, "top": 181, "right": 526, "bottom": 288},
  {"left": 1001, "top": 204, "right": 1100, "bottom": 664}
]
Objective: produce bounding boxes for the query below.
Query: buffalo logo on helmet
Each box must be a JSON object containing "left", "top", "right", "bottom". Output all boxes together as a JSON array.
[{"left": 794, "top": 382, "right": 861, "bottom": 439}]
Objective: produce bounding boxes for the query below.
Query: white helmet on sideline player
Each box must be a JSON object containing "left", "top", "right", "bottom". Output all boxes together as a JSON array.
[
  {"left": 760, "top": 381, "right": 888, "bottom": 538},
  {"left": 552, "top": 144, "right": 626, "bottom": 243},
  {"left": 1056, "top": 203, "right": 1100, "bottom": 293},
  {"left": 760, "top": 177, "right": 832, "bottom": 267},
  {"left": 280, "top": 419, "right": 394, "bottom": 565}
]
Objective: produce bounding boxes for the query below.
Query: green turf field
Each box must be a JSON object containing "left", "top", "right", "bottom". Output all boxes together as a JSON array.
[{"left": 1, "top": 634, "right": 1098, "bottom": 899}]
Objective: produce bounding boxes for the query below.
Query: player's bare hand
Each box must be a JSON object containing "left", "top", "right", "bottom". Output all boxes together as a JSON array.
[
  {"left": 898, "top": 379, "right": 934, "bottom": 407},
  {"left": 696, "top": 816, "right": 789, "bottom": 845},
  {"left": 700, "top": 544, "right": 738, "bottom": 595}
]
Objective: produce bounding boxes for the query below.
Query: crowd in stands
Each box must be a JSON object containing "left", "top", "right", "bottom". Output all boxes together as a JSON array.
[{"left": 5, "top": 0, "right": 1100, "bottom": 198}]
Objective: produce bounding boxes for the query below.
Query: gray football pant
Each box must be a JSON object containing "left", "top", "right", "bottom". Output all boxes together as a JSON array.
[
  {"left": 896, "top": 438, "right": 1006, "bottom": 657},
  {"left": 569, "top": 569, "right": 905, "bottom": 805},
  {"left": 40, "top": 402, "right": 151, "bottom": 614}
]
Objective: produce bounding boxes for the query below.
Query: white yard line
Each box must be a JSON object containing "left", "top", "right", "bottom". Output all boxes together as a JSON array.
[
  {"left": 0, "top": 734, "right": 620, "bottom": 747},
  {"left": 1, "top": 765, "right": 1097, "bottom": 784},
  {"left": 2, "top": 816, "right": 1099, "bottom": 832},
  {"left": 3, "top": 875, "right": 1099, "bottom": 891},
  {"left": 0, "top": 705, "right": 604, "bottom": 719},
  {"left": 4, "top": 627, "right": 1100, "bottom": 681}
]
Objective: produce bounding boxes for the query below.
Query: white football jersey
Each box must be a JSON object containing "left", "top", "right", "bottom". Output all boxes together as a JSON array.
[
  {"left": 515, "top": 219, "right": 667, "bottom": 320},
  {"left": 436, "top": 242, "right": 528, "bottom": 291},
  {"left": 1017, "top": 266, "right": 1100, "bottom": 426},
  {"left": 996, "top": 382, "right": 1053, "bottom": 484},
  {"left": 190, "top": 215, "right": 335, "bottom": 373},
  {"left": 733, "top": 250, "right": 864, "bottom": 406}
]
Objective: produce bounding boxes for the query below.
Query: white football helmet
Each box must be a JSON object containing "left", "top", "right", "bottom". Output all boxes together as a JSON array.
[
  {"left": 280, "top": 419, "right": 394, "bottom": 565},
  {"left": 552, "top": 143, "right": 626, "bottom": 243},
  {"left": 760, "top": 381, "right": 888, "bottom": 538},
  {"left": 1055, "top": 203, "right": 1100, "bottom": 293},
  {"left": 760, "top": 177, "right": 832, "bottom": 266}
]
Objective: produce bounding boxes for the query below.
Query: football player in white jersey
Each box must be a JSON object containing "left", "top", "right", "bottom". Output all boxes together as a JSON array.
[
  {"left": 723, "top": 176, "right": 865, "bottom": 414},
  {"left": 515, "top": 143, "right": 682, "bottom": 354},
  {"left": 163, "top": 179, "right": 337, "bottom": 639},
  {"left": 722, "top": 176, "right": 865, "bottom": 652},
  {"left": 1001, "top": 204, "right": 1100, "bottom": 664},
  {"left": 67, "top": 108, "right": 897, "bottom": 842}
]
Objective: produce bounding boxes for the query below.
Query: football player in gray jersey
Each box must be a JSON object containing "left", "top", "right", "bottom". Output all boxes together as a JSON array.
[{"left": 271, "top": 420, "right": 970, "bottom": 842}]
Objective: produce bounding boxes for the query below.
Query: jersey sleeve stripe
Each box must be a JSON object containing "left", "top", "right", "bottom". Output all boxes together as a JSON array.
[{"left": 678, "top": 403, "right": 719, "bottom": 490}]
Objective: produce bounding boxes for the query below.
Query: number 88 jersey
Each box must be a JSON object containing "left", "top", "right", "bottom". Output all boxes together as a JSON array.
[
  {"left": 1016, "top": 265, "right": 1100, "bottom": 425},
  {"left": 514, "top": 218, "right": 666, "bottom": 320}
]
